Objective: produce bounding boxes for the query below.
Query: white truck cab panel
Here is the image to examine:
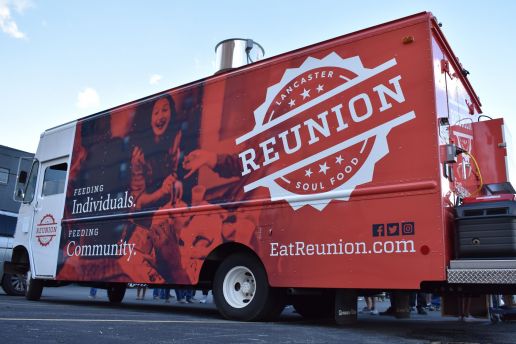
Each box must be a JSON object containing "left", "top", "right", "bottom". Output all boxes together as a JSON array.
[{"left": 14, "top": 123, "right": 76, "bottom": 278}]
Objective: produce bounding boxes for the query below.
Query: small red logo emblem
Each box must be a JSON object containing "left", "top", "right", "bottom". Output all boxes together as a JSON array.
[{"left": 36, "top": 214, "right": 57, "bottom": 246}]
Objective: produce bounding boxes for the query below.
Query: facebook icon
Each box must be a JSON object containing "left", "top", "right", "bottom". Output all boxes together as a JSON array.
[{"left": 372, "top": 224, "right": 385, "bottom": 237}]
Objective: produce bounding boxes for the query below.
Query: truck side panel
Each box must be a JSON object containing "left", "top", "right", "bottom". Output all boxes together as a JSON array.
[{"left": 54, "top": 13, "right": 471, "bottom": 289}]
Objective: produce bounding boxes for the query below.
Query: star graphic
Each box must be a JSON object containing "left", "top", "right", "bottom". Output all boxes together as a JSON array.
[
  {"left": 318, "top": 162, "right": 329, "bottom": 175},
  {"left": 316, "top": 84, "right": 324, "bottom": 93},
  {"left": 300, "top": 88, "right": 311, "bottom": 99},
  {"left": 288, "top": 98, "right": 296, "bottom": 107},
  {"left": 305, "top": 168, "right": 313, "bottom": 177},
  {"left": 335, "top": 155, "right": 344, "bottom": 165}
]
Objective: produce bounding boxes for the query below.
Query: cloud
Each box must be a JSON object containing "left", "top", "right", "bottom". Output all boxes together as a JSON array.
[
  {"left": 0, "top": 0, "right": 32, "bottom": 39},
  {"left": 149, "top": 74, "right": 163, "bottom": 85},
  {"left": 11, "top": 0, "right": 33, "bottom": 13},
  {"left": 76, "top": 87, "right": 100, "bottom": 110}
]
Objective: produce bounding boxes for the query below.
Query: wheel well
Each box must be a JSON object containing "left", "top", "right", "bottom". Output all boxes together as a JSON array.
[
  {"left": 10, "top": 246, "right": 30, "bottom": 273},
  {"left": 198, "top": 243, "right": 261, "bottom": 289}
]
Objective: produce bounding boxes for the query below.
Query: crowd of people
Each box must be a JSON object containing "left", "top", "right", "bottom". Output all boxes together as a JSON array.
[
  {"left": 89, "top": 286, "right": 513, "bottom": 321},
  {"left": 359, "top": 292, "right": 437, "bottom": 316},
  {"left": 89, "top": 285, "right": 210, "bottom": 304},
  {"left": 359, "top": 293, "right": 513, "bottom": 321}
]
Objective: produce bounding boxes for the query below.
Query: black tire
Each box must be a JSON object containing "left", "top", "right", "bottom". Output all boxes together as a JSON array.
[
  {"left": 292, "top": 292, "right": 335, "bottom": 319},
  {"left": 107, "top": 284, "right": 126, "bottom": 303},
  {"left": 1, "top": 273, "right": 27, "bottom": 296},
  {"left": 25, "top": 272, "right": 44, "bottom": 301},
  {"left": 213, "top": 253, "right": 284, "bottom": 321}
]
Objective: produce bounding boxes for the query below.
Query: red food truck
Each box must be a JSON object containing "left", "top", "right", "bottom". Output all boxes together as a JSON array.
[{"left": 6, "top": 12, "right": 516, "bottom": 322}]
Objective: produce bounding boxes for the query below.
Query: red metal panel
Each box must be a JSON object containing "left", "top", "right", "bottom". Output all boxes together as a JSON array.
[{"left": 472, "top": 119, "right": 509, "bottom": 185}]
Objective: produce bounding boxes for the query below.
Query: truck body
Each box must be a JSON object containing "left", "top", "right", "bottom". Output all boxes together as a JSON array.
[{"left": 7, "top": 12, "right": 516, "bottom": 321}]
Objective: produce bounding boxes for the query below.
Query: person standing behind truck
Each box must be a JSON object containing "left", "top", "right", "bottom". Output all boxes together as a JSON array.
[{"left": 136, "top": 284, "right": 147, "bottom": 300}]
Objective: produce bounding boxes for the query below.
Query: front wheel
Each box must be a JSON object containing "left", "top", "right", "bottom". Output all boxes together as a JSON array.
[
  {"left": 25, "top": 271, "right": 43, "bottom": 301},
  {"left": 2, "top": 273, "right": 27, "bottom": 296},
  {"left": 213, "top": 253, "right": 284, "bottom": 321},
  {"left": 107, "top": 284, "right": 126, "bottom": 303}
]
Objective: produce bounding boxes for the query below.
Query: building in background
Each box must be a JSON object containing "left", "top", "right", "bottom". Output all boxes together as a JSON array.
[{"left": 0, "top": 145, "right": 34, "bottom": 232}]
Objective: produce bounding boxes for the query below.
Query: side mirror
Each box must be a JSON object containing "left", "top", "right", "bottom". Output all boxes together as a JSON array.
[
  {"left": 14, "top": 171, "right": 28, "bottom": 202},
  {"left": 15, "top": 187, "right": 25, "bottom": 201},
  {"left": 18, "top": 170, "right": 27, "bottom": 184},
  {"left": 14, "top": 158, "right": 38, "bottom": 203}
]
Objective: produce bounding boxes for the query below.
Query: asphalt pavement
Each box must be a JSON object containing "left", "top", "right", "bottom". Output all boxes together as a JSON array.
[{"left": 0, "top": 285, "right": 515, "bottom": 344}]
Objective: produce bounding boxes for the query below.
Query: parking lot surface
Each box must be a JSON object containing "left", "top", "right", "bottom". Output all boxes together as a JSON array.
[{"left": 0, "top": 286, "right": 515, "bottom": 343}]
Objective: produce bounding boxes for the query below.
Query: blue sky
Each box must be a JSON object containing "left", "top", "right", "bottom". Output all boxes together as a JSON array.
[{"left": 1, "top": 0, "right": 515, "bottom": 154}]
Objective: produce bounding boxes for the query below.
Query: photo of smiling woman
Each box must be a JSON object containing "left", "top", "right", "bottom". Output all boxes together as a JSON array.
[
  {"left": 126, "top": 93, "right": 189, "bottom": 284},
  {"left": 131, "top": 94, "right": 182, "bottom": 211}
]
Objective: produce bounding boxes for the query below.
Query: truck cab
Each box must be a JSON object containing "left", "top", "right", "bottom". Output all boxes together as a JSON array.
[{"left": 8, "top": 124, "right": 73, "bottom": 298}]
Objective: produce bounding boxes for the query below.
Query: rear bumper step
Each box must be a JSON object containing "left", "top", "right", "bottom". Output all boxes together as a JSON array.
[{"left": 448, "top": 260, "right": 516, "bottom": 284}]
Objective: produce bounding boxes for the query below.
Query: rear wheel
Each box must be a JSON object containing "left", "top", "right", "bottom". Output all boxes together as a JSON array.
[
  {"left": 1, "top": 273, "right": 27, "bottom": 296},
  {"left": 213, "top": 253, "right": 284, "bottom": 321},
  {"left": 25, "top": 271, "right": 43, "bottom": 301},
  {"left": 107, "top": 284, "right": 126, "bottom": 303}
]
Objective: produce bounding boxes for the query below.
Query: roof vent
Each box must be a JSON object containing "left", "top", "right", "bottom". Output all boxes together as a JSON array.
[{"left": 215, "top": 38, "right": 264, "bottom": 73}]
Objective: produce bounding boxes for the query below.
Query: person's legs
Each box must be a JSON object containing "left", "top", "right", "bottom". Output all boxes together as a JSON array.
[
  {"left": 370, "top": 296, "right": 378, "bottom": 315},
  {"left": 409, "top": 292, "right": 416, "bottom": 310},
  {"left": 187, "top": 289, "right": 198, "bottom": 303},
  {"left": 164, "top": 288, "right": 171, "bottom": 303},
  {"left": 459, "top": 294, "right": 472, "bottom": 320},
  {"left": 380, "top": 293, "right": 395, "bottom": 315},
  {"left": 175, "top": 288, "right": 186, "bottom": 303},
  {"left": 200, "top": 289, "right": 209, "bottom": 304},
  {"left": 416, "top": 293, "right": 427, "bottom": 315},
  {"left": 463, "top": 296, "right": 472, "bottom": 317},
  {"left": 366, "top": 297, "right": 372, "bottom": 310},
  {"left": 361, "top": 296, "right": 371, "bottom": 312}
]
